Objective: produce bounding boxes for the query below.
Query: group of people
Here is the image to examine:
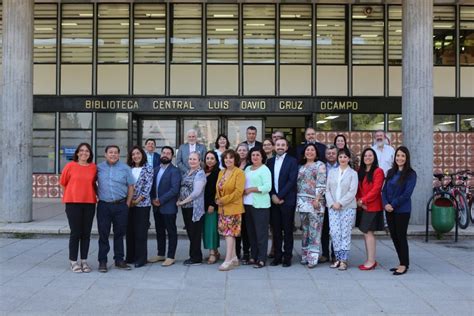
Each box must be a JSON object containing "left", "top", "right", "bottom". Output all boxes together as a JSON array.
[{"left": 60, "top": 126, "right": 417, "bottom": 276}]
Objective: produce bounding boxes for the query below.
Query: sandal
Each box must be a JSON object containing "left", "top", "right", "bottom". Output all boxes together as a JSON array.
[
  {"left": 338, "top": 261, "right": 348, "bottom": 271},
  {"left": 207, "top": 253, "right": 217, "bottom": 264},
  {"left": 71, "top": 262, "right": 82, "bottom": 273},
  {"left": 330, "top": 260, "right": 341, "bottom": 269},
  {"left": 253, "top": 261, "right": 265, "bottom": 269},
  {"left": 81, "top": 261, "right": 92, "bottom": 273}
]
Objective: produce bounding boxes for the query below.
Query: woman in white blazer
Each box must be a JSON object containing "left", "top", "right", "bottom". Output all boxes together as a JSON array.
[{"left": 326, "top": 147, "right": 359, "bottom": 270}]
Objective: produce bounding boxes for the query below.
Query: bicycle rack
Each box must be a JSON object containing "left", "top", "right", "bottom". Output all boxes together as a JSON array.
[{"left": 425, "top": 192, "right": 459, "bottom": 243}]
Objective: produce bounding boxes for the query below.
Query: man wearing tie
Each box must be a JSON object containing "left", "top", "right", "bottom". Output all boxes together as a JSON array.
[
  {"left": 267, "top": 138, "right": 298, "bottom": 267},
  {"left": 148, "top": 146, "right": 181, "bottom": 267},
  {"left": 176, "top": 129, "right": 207, "bottom": 175},
  {"left": 144, "top": 138, "right": 161, "bottom": 171}
]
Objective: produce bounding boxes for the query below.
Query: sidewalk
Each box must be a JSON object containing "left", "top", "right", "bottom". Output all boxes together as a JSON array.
[{"left": 1, "top": 199, "right": 473, "bottom": 238}]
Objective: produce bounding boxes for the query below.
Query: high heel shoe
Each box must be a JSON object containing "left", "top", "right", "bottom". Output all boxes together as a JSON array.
[
  {"left": 218, "top": 261, "right": 234, "bottom": 271},
  {"left": 358, "top": 261, "right": 377, "bottom": 270}
]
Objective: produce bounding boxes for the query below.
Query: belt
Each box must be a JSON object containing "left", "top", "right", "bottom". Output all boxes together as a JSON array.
[{"left": 100, "top": 198, "right": 127, "bottom": 204}]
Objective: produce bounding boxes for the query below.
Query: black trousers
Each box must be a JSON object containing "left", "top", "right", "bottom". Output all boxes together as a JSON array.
[
  {"left": 236, "top": 213, "right": 250, "bottom": 258},
  {"left": 65, "top": 203, "right": 95, "bottom": 261},
  {"left": 245, "top": 205, "right": 270, "bottom": 263},
  {"left": 270, "top": 203, "right": 295, "bottom": 261},
  {"left": 126, "top": 206, "right": 150, "bottom": 265},
  {"left": 321, "top": 207, "right": 335, "bottom": 259},
  {"left": 386, "top": 212, "right": 410, "bottom": 267},
  {"left": 153, "top": 209, "right": 177, "bottom": 259},
  {"left": 182, "top": 207, "right": 204, "bottom": 262},
  {"left": 97, "top": 201, "right": 128, "bottom": 264}
]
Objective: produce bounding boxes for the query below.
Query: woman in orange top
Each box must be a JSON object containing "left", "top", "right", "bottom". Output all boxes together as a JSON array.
[
  {"left": 356, "top": 147, "right": 385, "bottom": 271},
  {"left": 215, "top": 149, "right": 245, "bottom": 271},
  {"left": 60, "top": 143, "right": 97, "bottom": 273}
]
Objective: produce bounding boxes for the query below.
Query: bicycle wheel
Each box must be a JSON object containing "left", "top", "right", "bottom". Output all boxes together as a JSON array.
[
  {"left": 454, "top": 191, "right": 469, "bottom": 229},
  {"left": 470, "top": 198, "right": 474, "bottom": 224}
]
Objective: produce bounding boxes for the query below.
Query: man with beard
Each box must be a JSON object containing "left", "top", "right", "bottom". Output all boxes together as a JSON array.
[
  {"left": 371, "top": 130, "right": 395, "bottom": 177},
  {"left": 148, "top": 146, "right": 182, "bottom": 267}
]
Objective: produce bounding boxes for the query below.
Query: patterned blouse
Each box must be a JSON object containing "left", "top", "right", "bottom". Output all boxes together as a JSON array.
[
  {"left": 180, "top": 168, "right": 207, "bottom": 222},
  {"left": 296, "top": 161, "right": 327, "bottom": 213},
  {"left": 132, "top": 164, "right": 154, "bottom": 207}
]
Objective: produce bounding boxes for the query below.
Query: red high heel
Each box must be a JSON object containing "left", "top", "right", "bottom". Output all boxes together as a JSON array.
[{"left": 358, "top": 261, "right": 377, "bottom": 270}]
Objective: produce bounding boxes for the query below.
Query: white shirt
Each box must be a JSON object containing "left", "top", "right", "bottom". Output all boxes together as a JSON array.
[
  {"left": 247, "top": 142, "right": 256, "bottom": 150},
  {"left": 132, "top": 167, "right": 143, "bottom": 182},
  {"left": 273, "top": 153, "right": 286, "bottom": 194},
  {"left": 243, "top": 172, "right": 254, "bottom": 205},
  {"left": 189, "top": 143, "right": 196, "bottom": 153},
  {"left": 372, "top": 144, "right": 395, "bottom": 176},
  {"left": 335, "top": 167, "right": 347, "bottom": 202}
]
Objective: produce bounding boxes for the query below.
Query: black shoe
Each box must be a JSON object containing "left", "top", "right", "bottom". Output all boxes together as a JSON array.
[
  {"left": 253, "top": 261, "right": 266, "bottom": 269},
  {"left": 389, "top": 267, "right": 397, "bottom": 272},
  {"left": 98, "top": 262, "right": 108, "bottom": 273},
  {"left": 393, "top": 268, "right": 408, "bottom": 276},
  {"left": 115, "top": 261, "right": 132, "bottom": 270},
  {"left": 270, "top": 259, "right": 282, "bottom": 266},
  {"left": 134, "top": 263, "right": 145, "bottom": 268},
  {"left": 184, "top": 259, "right": 202, "bottom": 266},
  {"left": 282, "top": 259, "right": 292, "bottom": 267}
]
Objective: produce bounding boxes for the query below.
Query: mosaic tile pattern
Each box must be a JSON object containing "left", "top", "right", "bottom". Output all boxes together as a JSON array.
[{"left": 32, "top": 132, "right": 473, "bottom": 197}]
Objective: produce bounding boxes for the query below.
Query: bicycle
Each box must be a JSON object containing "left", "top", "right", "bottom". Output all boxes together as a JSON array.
[{"left": 452, "top": 169, "right": 474, "bottom": 224}]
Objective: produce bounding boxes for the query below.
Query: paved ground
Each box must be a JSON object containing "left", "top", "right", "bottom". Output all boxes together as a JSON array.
[{"left": 0, "top": 235, "right": 472, "bottom": 315}]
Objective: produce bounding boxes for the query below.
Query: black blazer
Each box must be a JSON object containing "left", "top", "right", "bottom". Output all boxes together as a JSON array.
[
  {"left": 243, "top": 140, "right": 263, "bottom": 150},
  {"left": 204, "top": 167, "right": 220, "bottom": 210},
  {"left": 267, "top": 154, "right": 298, "bottom": 207}
]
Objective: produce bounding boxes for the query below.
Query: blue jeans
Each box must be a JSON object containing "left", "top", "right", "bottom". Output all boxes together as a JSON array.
[{"left": 97, "top": 201, "right": 128, "bottom": 263}]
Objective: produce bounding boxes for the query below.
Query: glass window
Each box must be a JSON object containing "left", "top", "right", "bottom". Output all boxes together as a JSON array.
[
  {"left": 171, "top": 4, "right": 202, "bottom": 63},
  {"left": 315, "top": 114, "right": 349, "bottom": 131},
  {"left": 352, "top": 5, "right": 384, "bottom": 65},
  {"left": 98, "top": 4, "right": 129, "bottom": 63},
  {"left": 207, "top": 4, "right": 239, "bottom": 63},
  {"left": 141, "top": 120, "right": 177, "bottom": 151},
  {"left": 280, "top": 5, "right": 312, "bottom": 64},
  {"left": 227, "top": 119, "right": 264, "bottom": 148},
  {"left": 433, "top": 6, "right": 455, "bottom": 66},
  {"left": 460, "top": 115, "right": 474, "bottom": 131},
  {"left": 33, "top": 113, "right": 56, "bottom": 173},
  {"left": 388, "top": 114, "right": 402, "bottom": 131},
  {"left": 460, "top": 6, "right": 474, "bottom": 65},
  {"left": 59, "top": 112, "right": 92, "bottom": 170},
  {"left": 434, "top": 114, "right": 456, "bottom": 132},
  {"left": 183, "top": 119, "right": 219, "bottom": 150},
  {"left": 34, "top": 4, "right": 57, "bottom": 63},
  {"left": 388, "top": 6, "right": 402, "bottom": 65},
  {"left": 351, "top": 114, "right": 385, "bottom": 131},
  {"left": 61, "top": 4, "right": 93, "bottom": 63},
  {"left": 134, "top": 4, "right": 166, "bottom": 63},
  {"left": 97, "top": 113, "right": 129, "bottom": 129},
  {"left": 96, "top": 113, "right": 129, "bottom": 163},
  {"left": 243, "top": 4, "right": 275, "bottom": 63},
  {"left": 316, "top": 5, "right": 346, "bottom": 64}
]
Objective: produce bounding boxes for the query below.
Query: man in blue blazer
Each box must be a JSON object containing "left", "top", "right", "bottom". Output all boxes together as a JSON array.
[
  {"left": 144, "top": 138, "right": 161, "bottom": 171},
  {"left": 148, "top": 146, "right": 181, "bottom": 267},
  {"left": 176, "top": 129, "right": 207, "bottom": 175},
  {"left": 267, "top": 138, "right": 298, "bottom": 267}
]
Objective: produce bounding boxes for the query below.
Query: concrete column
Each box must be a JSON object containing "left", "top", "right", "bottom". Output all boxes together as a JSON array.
[
  {"left": 0, "top": 0, "right": 34, "bottom": 222},
  {"left": 402, "top": 0, "right": 433, "bottom": 224}
]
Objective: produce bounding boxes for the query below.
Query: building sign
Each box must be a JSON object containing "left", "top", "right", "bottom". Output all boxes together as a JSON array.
[{"left": 34, "top": 96, "right": 474, "bottom": 114}]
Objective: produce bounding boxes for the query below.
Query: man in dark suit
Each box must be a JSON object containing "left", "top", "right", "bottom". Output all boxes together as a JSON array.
[
  {"left": 243, "top": 126, "right": 262, "bottom": 150},
  {"left": 296, "top": 127, "right": 326, "bottom": 163},
  {"left": 148, "top": 146, "right": 181, "bottom": 267},
  {"left": 267, "top": 138, "right": 298, "bottom": 267},
  {"left": 176, "top": 129, "right": 207, "bottom": 175},
  {"left": 144, "top": 138, "right": 161, "bottom": 171}
]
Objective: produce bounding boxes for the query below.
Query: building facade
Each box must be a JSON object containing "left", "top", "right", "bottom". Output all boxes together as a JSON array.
[{"left": 1, "top": 0, "right": 473, "bottom": 223}]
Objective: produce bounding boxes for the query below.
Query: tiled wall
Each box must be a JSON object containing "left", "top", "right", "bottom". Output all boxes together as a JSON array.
[{"left": 32, "top": 132, "right": 474, "bottom": 198}]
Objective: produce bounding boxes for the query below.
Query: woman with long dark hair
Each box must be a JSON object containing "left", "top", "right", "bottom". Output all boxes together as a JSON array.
[
  {"left": 334, "top": 134, "right": 359, "bottom": 169},
  {"left": 203, "top": 150, "right": 221, "bottom": 264},
  {"left": 382, "top": 146, "right": 417, "bottom": 276},
  {"left": 356, "top": 148, "right": 385, "bottom": 271},
  {"left": 125, "top": 145, "right": 154, "bottom": 268},
  {"left": 214, "top": 134, "right": 230, "bottom": 169},
  {"left": 59, "top": 143, "right": 97, "bottom": 273}
]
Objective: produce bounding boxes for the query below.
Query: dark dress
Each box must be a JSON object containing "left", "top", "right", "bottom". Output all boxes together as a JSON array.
[{"left": 203, "top": 167, "right": 220, "bottom": 249}]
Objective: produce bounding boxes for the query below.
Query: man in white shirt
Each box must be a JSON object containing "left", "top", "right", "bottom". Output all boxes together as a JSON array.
[
  {"left": 176, "top": 129, "right": 207, "bottom": 175},
  {"left": 243, "top": 126, "right": 262, "bottom": 150},
  {"left": 371, "top": 130, "right": 395, "bottom": 176}
]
